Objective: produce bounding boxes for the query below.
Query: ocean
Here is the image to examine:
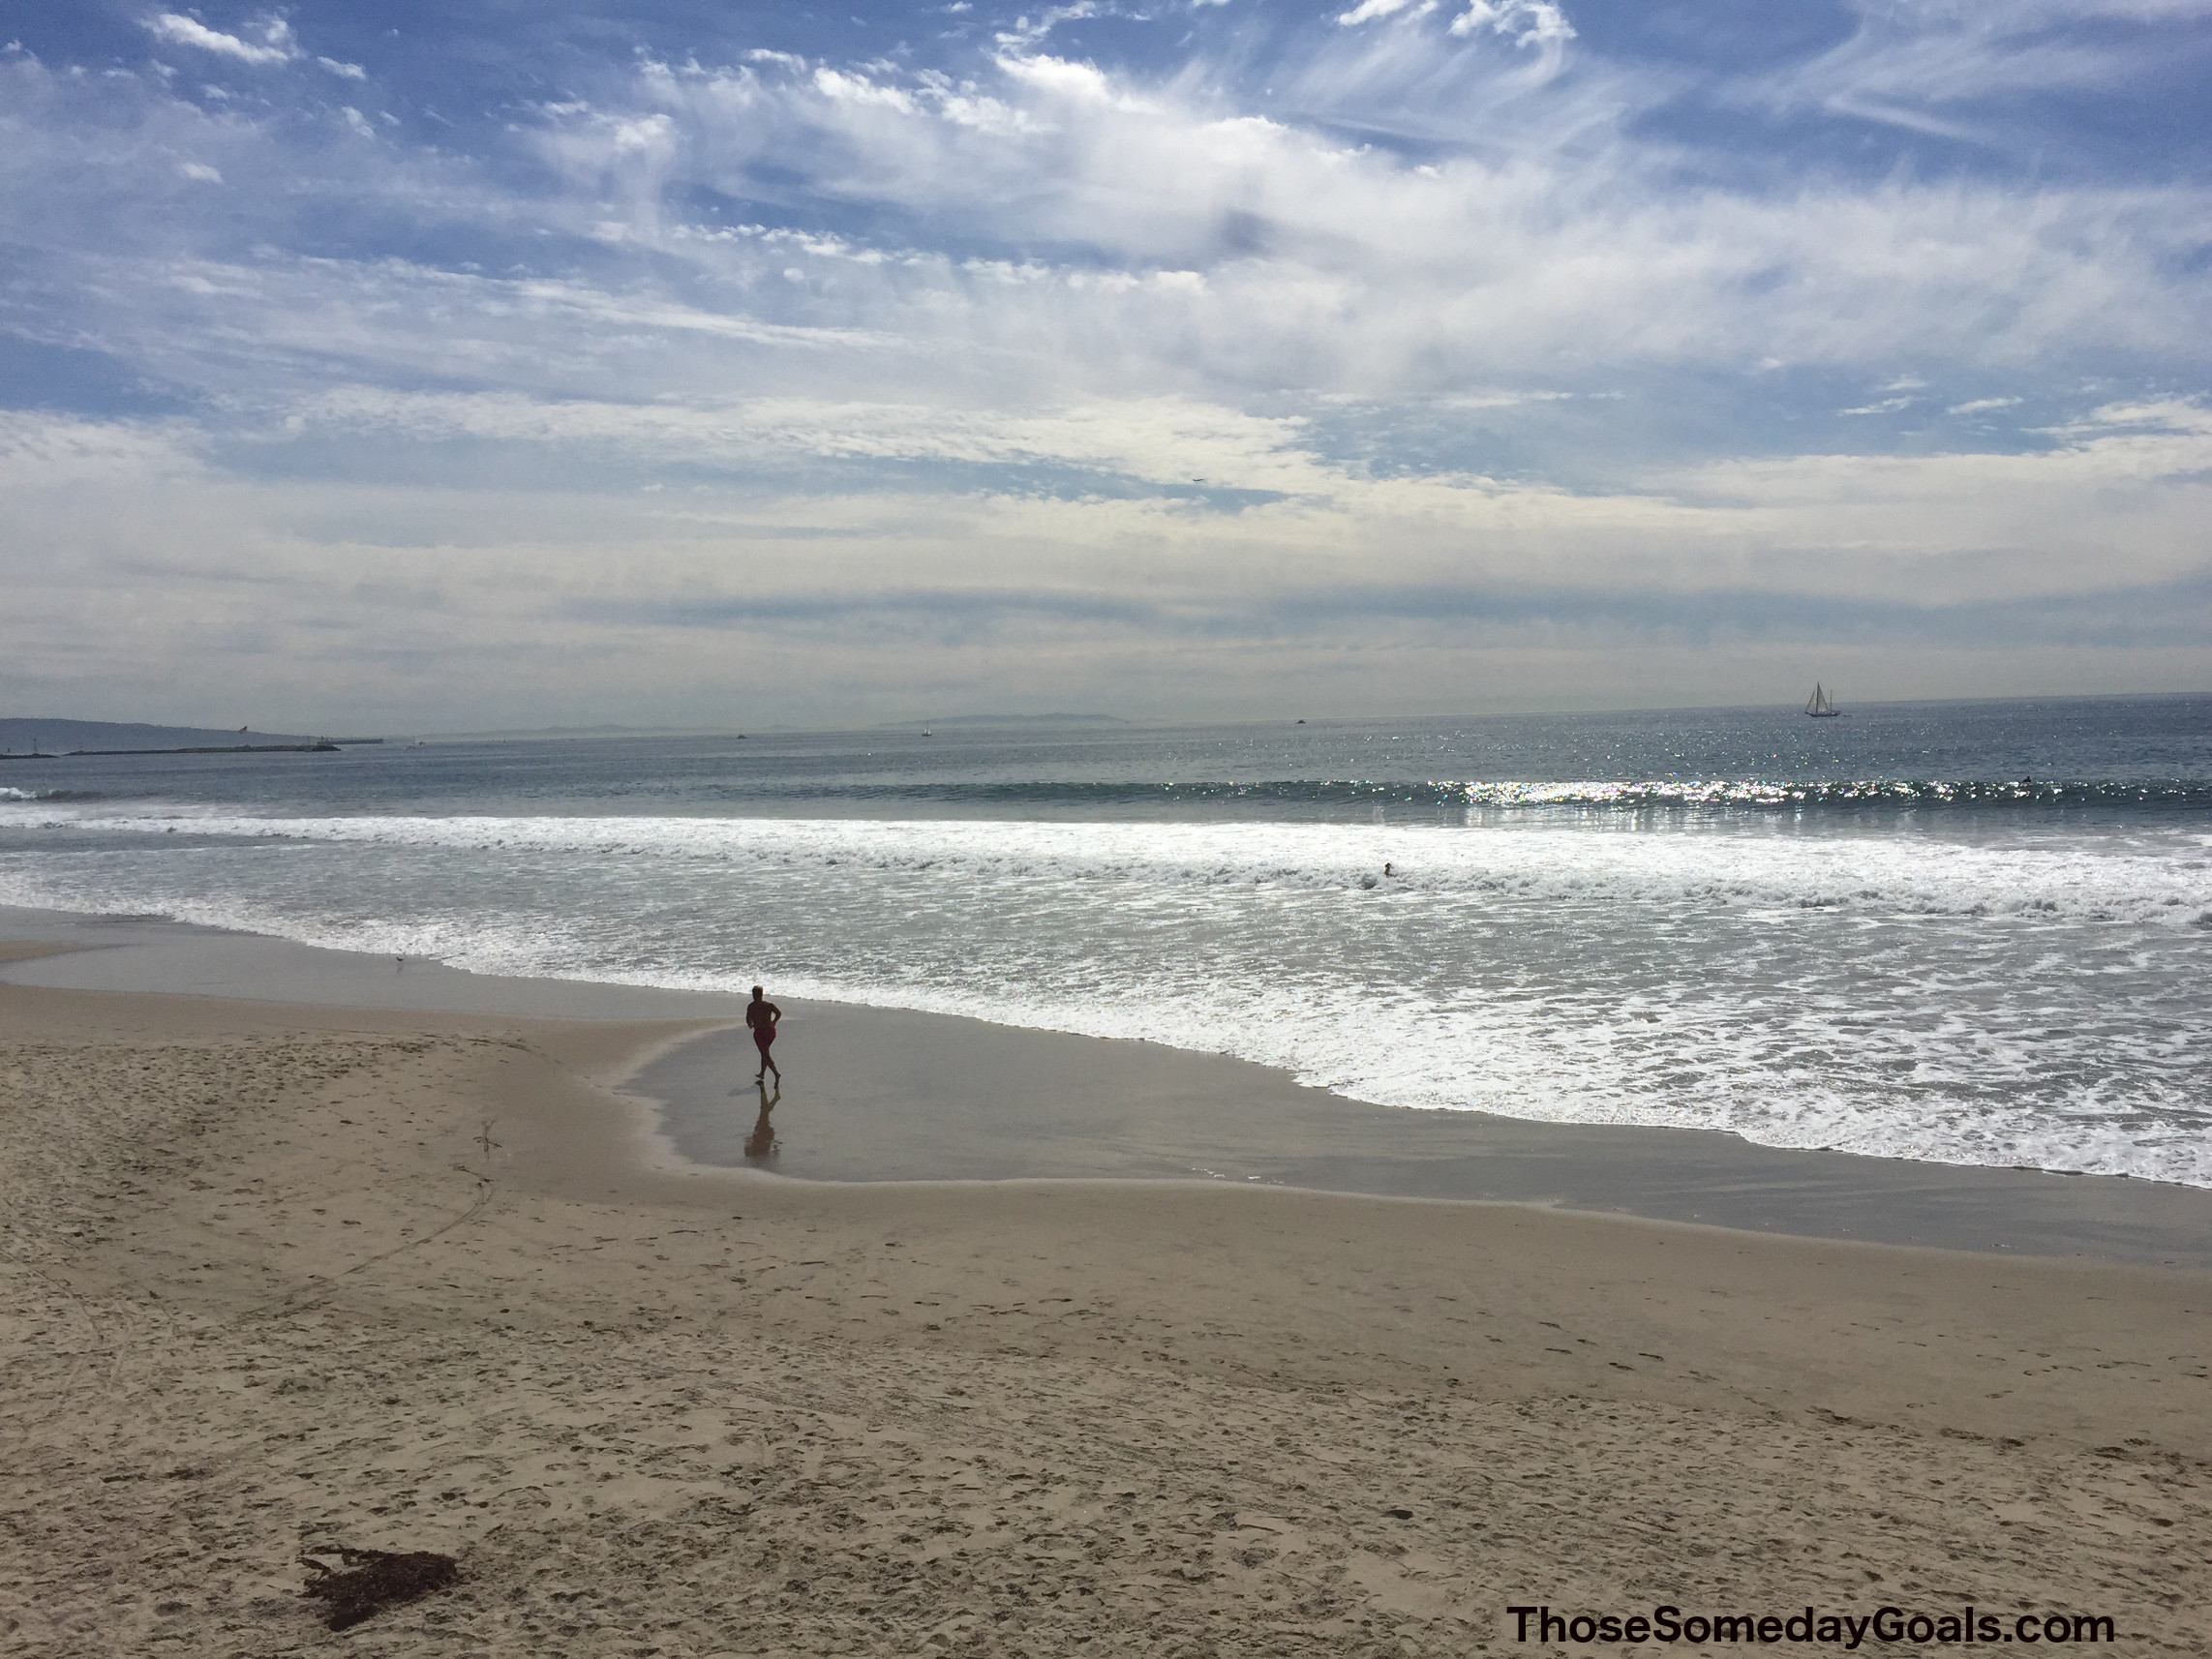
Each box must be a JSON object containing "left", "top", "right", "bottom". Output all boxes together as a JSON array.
[{"left": 3, "top": 696, "right": 2207, "bottom": 1187}]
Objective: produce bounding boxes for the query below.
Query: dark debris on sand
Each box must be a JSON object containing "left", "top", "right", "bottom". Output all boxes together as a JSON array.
[{"left": 300, "top": 1546, "right": 460, "bottom": 1629}]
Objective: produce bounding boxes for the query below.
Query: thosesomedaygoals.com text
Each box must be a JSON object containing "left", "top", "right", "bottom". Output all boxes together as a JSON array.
[{"left": 1506, "top": 1605, "right": 2116, "bottom": 1647}]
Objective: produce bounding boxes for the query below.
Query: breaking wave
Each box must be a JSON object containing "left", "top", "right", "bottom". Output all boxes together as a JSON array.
[
  {"left": 5, "top": 800, "right": 2208, "bottom": 1187},
  {"left": 6, "top": 807, "right": 2209, "bottom": 929}
]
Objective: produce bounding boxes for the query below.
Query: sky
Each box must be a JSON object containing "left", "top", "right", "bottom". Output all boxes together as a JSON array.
[{"left": 1, "top": 0, "right": 2208, "bottom": 730}]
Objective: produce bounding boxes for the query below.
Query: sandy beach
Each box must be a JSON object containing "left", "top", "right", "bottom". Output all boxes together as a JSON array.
[
  {"left": 4, "top": 922, "right": 2209, "bottom": 1655},
  {"left": 14, "top": 0, "right": 2211, "bottom": 1644}
]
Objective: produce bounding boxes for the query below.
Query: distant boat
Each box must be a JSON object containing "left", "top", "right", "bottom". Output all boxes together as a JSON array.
[{"left": 1803, "top": 683, "right": 1840, "bottom": 718}]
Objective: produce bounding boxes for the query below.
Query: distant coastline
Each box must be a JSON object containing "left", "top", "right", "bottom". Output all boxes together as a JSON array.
[
  {"left": 0, "top": 716, "right": 325, "bottom": 758},
  {"left": 0, "top": 741, "right": 340, "bottom": 761}
]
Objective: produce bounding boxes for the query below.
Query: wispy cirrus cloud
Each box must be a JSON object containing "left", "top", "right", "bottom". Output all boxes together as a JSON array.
[{"left": 1738, "top": 0, "right": 2212, "bottom": 146}]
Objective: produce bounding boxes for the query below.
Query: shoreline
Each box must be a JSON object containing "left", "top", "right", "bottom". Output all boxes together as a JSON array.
[
  {"left": 4, "top": 910, "right": 2208, "bottom": 1652},
  {"left": 6, "top": 950, "right": 2205, "bottom": 1455},
  {"left": 5, "top": 902, "right": 2210, "bottom": 1268}
]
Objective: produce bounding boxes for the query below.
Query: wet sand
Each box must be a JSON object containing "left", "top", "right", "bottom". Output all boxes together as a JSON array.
[
  {"left": 637, "top": 1016, "right": 2212, "bottom": 1268},
  {"left": 10, "top": 905, "right": 2211, "bottom": 1268}
]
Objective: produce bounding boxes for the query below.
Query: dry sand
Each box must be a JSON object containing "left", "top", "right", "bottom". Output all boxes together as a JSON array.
[{"left": 3, "top": 956, "right": 2209, "bottom": 1655}]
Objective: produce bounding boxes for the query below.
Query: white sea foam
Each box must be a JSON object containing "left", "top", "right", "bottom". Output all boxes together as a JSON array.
[{"left": 3, "top": 805, "right": 2207, "bottom": 1185}]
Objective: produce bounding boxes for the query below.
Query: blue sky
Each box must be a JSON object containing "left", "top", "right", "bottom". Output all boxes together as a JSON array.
[{"left": 2, "top": 0, "right": 2208, "bottom": 728}]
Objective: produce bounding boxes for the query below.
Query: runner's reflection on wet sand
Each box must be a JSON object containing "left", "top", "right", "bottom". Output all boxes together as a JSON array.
[{"left": 742, "top": 1076, "right": 778, "bottom": 1162}]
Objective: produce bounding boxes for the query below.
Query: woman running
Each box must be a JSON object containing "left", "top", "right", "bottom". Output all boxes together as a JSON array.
[{"left": 745, "top": 985, "right": 782, "bottom": 1082}]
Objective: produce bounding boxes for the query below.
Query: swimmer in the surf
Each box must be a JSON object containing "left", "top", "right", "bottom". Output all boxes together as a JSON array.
[{"left": 745, "top": 985, "right": 782, "bottom": 1082}]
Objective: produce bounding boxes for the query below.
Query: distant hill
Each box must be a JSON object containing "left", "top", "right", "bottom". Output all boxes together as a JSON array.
[{"left": 0, "top": 718, "right": 325, "bottom": 755}]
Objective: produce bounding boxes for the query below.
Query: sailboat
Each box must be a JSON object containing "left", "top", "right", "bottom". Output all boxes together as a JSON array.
[{"left": 1803, "top": 682, "right": 1840, "bottom": 718}]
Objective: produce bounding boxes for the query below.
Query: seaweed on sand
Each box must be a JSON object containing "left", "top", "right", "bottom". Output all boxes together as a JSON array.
[{"left": 299, "top": 1546, "right": 460, "bottom": 1629}]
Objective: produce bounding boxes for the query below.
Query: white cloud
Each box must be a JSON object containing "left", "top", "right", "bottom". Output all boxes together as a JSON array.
[
  {"left": 812, "top": 67, "right": 919, "bottom": 112},
  {"left": 243, "top": 385, "right": 2212, "bottom": 616},
  {"left": 340, "top": 106, "right": 374, "bottom": 138},
  {"left": 2049, "top": 397, "right": 2212, "bottom": 437},
  {"left": 992, "top": 3, "right": 1104, "bottom": 53},
  {"left": 144, "top": 13, "right": 294, "bottom": 67},
  {"left": 14, "top": 47, "right": 2207, "bottom": 416},
  {"left": 552, "top": 50, "right": 2209, "bottom": 397},
  {"left": 177, "top": 160, "right": 223, "bottom": 182},
  {"left": 0, "top": 411, "right": 203, "bottom": 484},
  {"left": 993, "top": 52, "right": 1149, "bottom": 109},
  {"left": 1949, "top": 396, "right": 2021, "bottom": 415},
  {"left": 6, "top": 389, "right": 2204, "bottom": 729},
  {"left": 1337, "top": 0, "right": 1432, "bottom": 25},
  {"left": 1335, "top": 0, "right": 1573, "bottom": 41},
  {"left": 1447, "top": 1, "right": 1575, "bottom": 45},
  {"left": 282, "top": 387, "right": 1342, "bottom": 497},
  {"left": 1657, "top": 408, "right": 2212, "bottom": 600},
  {"left": 318, "top": 56, "right": 366, "bottom": 80}
]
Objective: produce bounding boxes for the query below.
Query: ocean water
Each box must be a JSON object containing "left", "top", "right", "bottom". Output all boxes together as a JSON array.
[{"left": 3, "top": 697, "right": 2208, "bottom": 1186}]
